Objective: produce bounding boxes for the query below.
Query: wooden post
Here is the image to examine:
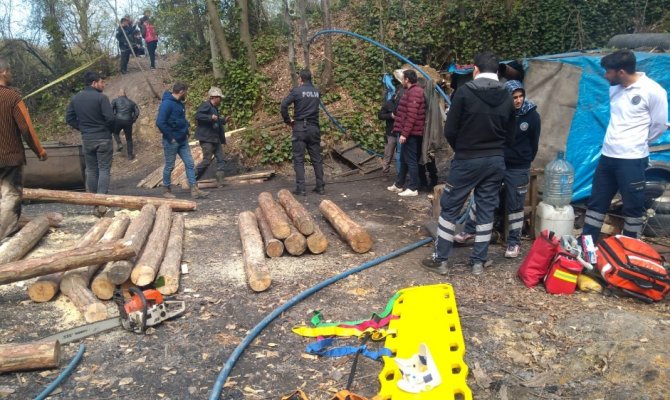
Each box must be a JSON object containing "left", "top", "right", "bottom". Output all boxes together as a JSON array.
[
  {"left": 131, "top": 204, "right": 172, "bottom": 286},
  {"left": 22, "top": 188, "right": 197, "bottom": 211},
  {"left": 258, "top": 192, "right": 291, "bottom": 239},
  {"left": 306, "top": 224, "right": 328, "bottom": 254},
  {"left": 0, "top": 215, "right": 51, "bottom": 264},
  {"left": 277, "top": 189, "right": 315, "bottom": 235},
  {"left": 319, "top": 199, "right": 373, "bottom": 253},
  {"left": 27, "top": 218, "right": 112, "bottom": 303},
  {"left": 255, "top": 208, "right": 284, "bottom": 258},
  {"left": 238, "top": 211, "right": 271, "bottom": 292},
  {"left": 18, "top": 212, "right": 63, "bottom": 228},
  {"left": 61, "top": 216, "right": 130, "bottom": 322},
  {"left": 0, "top": 240, "right": 136, "bottom": 285},
  {"left": 156, "top": 214, "right": 185, "bottom": 295},
  {"left": 279, "top": 207, "right": 306, "bottom": 256},
  {"left": 0, "top": 341, "right": 60, "bottom": 373}
]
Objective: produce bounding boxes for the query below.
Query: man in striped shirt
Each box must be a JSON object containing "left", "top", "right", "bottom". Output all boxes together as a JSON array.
[{"left": 0, "top": 59, "right": 48, "bottom": 240}]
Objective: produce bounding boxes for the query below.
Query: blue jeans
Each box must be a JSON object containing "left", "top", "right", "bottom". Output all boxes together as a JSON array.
[
  {"left": 435, "top": 156, "right": 505, "bottom": 263},
  {"left": 582, "top": 155, "right": 647, "bottom": 242},
  {"left": 83, "top": 138, "right": 113, "bottom": 194},
  {"left": 394, "top": 135, "right": 421, "bottom": 191},
  {"left": 163, "top": 139, "right": 196, "bottom": 187}
]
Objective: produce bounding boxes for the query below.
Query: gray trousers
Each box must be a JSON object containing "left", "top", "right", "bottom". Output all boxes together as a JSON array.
[
  {"left": 196, "top": 141, "right": 226, "bottom": 177},
  {"left": 382, "top": 134, "right": 397, "bottom": 171},
  {"left": 83, "top": 138, "right": 113, "bottom": 194},
  {"left": 0, "top": 165, "right": 23, "bottom": 241}
]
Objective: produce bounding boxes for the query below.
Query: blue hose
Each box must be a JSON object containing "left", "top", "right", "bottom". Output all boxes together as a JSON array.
[
  {"left": 33, "top": 344, "right": 86, "bottom": 400},
  {"left": 208, "top": 237, "right": 433, "bottom": 399}
]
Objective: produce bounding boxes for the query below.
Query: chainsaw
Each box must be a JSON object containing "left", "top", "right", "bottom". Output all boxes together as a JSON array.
[{"left": 42, "top": 287, "right": 185, "bottom": 344}]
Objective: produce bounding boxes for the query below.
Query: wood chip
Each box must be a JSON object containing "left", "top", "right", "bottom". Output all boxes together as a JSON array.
[
  {"left": 472, "top": 362, "right": 493, "bottom": 389},
  {"left": 118, "top": 377, "right": 134, "bottom": 386}
]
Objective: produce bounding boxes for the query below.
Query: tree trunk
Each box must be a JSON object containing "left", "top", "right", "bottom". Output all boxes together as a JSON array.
[
  {"left": 0, "top": 341, "right": 60, "bottom": 373},
  {"left": 296, "top": 0, "right": 310, "bottom": 70},
  {"left": 319, "top": 200, "right": 373, "bottom": 253},
  {"left": 282, "top": 0, "right": 298, "bottom": 87},
  {"left": 89, "top": 216, "right": 136, "bottom": 300},
  {"left": 255, "top": 208, "right": 284, "bottom": 257},
  {"left": 0, "top": 240, "right": 137, "bottom": 286},
  {"left": 279, "top": 207, "right": 307, "bottom": 256},
  {"left": 277, "top": 189, "right": 314, "bottom": 235},
  {"left": 156, "top": 214, "right": 185, "bottom": 295},
  {"left": 18, "top": 212, "right": 63, "bottom": 229},
  {"left": 131, "top": 204, "right": 173, "bottom": 286},
  {"left": 206, "top": 0, "right": 233, "bottom": 62},
  {"left": 61, "top": 216, "right": 130, "bottom": 322},
  {"left": 320, "top": 0, "right": 334, "bottom": 88},
  {"left": 27, "top": 218, "right": 112, "bottom": 303},
  {"left": 257, "top": 192, "right": 291, "bottom": 239},
  {"left": 23, "top": 189, "right": 196, "bottom": 211},
  {"left": 209, "top": 22, "right": 223, "bottom": 79},
  {"left": 238, "top": 211, "right": 271, "bottom": 292},
  {"left": 238, "top": 0, "right": 257, "bottom": 71},
  {"left": 0, "top": 215, "right": 51, "bottom": 264},
  {"left": 306, "top": 223, "right": 328, "bottom": 254},
  {"left": 191, "top": 0, "right": 206, "bottom": 46}
]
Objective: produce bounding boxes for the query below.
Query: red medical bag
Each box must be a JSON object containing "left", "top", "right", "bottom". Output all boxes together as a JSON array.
[
  {"left": 544, "top": 252, "right": 583, "bottom": 295},
  {"left": 518, "top": 230, "right": 561, "bottom": 288}
]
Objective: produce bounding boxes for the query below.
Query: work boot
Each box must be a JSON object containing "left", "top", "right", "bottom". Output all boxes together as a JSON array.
[
  {"left": 163, "top": 186, "right": 176, "bottom": 199},
  {"left": 471, "top": 260, "right": 493, "bottom": 276},
  {"left": 312, "top": 186, "right": 325, "bottom": 195},
  {"left": 293, "top": 188, "right": 306, "bottom": 197},
  {"left": 421, "top": 258, "right": 449, "bottom": 275},
  {"left": 216, "top": 171, "right": 226, "bottom": 186},
  {"left": 191, "top": 186, "right": 209, "bottom": 199}
]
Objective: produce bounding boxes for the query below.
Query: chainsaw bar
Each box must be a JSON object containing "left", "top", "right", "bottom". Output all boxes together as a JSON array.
[{"left": 42, "top": 317, "right": 121, "bottom": 344}]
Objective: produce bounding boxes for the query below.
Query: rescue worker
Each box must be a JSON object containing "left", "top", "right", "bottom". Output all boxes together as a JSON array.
[
  {"left": 280, "top": 69, "right": 325, "bottom": 196},
  {"left": 195, "top": 87, "right": 228, "bottom": 185}
]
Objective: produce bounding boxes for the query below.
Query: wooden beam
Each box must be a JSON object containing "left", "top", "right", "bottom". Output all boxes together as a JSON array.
[{"left": 23, "top": 189, "right": 196, "bottom": 211}]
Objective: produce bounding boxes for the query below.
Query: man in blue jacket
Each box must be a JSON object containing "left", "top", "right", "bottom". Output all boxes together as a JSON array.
[{"left": 156, "top": 82, "right": 208, "bottom": 199}]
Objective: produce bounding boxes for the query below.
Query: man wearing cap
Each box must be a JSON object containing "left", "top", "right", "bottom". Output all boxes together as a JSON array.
[
  {"left": 195, "top": 87, "right": 228, "bottom": 185},
  {"left": 280, "top": 69, "right": 325, "bottom": 196}
]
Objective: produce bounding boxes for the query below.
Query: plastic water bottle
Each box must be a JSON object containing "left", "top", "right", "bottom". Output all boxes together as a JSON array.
[{"left": 543, "top": 151, "right": 574, "bottom": 208}]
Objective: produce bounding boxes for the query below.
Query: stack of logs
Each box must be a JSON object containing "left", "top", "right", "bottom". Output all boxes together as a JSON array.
[{"left": 238, "top": 191, "right": 373, "bottom": 292}]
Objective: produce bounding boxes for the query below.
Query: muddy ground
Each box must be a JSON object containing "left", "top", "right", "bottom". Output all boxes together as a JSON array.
[{"left": 1, "top": 153, "right": 670, "bottom": 400}]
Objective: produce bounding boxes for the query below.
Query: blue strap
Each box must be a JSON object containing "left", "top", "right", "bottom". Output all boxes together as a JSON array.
[{"left": 306, "top": 338, "right": 392, "bottom": 361}]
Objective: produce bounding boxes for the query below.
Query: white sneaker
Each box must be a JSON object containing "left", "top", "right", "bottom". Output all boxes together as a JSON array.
[
  {"left": 387, "top": 184, "right": 403, "bottom": 193},
  {"left": 398, "top": 189, "right": 418, "bottom": 197}
]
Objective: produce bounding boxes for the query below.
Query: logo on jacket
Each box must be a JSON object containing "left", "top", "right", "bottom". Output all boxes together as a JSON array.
[
  {"left": 519, "top": 122, "right": 529, "bottom": 131},
  {"left": 631, "top": 95, "right": 641, "bottom": 105}
]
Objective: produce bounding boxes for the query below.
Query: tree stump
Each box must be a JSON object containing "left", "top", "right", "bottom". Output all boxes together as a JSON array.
[
  {"left": 257, "top": 192, "right": 291, "bottom": 239},
  {"left": 306, "top": 224, "right": 328, "bottom": 254},
  {"left": 0, "top": 341, "right": 60, "bottom": 373},
  {"left": 131, "top": 204, "right": 172, "bottom": 286},
  {"left": 277, "top": 189, "right": 315, "bottom": 235},
  {"left": 238, "top": 211, "right": 271, "bottom": 292},
  {"left": 319, "top": 199, "right": 373, "bottom": 253},
  {"left": 0, "top": 215, "right": 51, "bottom": 264},
  {"left": 156, "top": 214, "right": 185, "bottom": 295},
  {"left": 255, "top": 207, "right": 284, "bottom": 258}
]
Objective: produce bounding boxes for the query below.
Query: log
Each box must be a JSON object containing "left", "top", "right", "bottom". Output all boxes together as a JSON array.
[
  {"left": 277, "top": 189, "right": 315, "bottom": 235},
  {"left": 254, "top": 207, "right": 284, "bottom": 258},
  {"left": 0, "top": 240, "right": 137, "bottom": 286},
  {"left": 319, "top": 199, "right": 373, "bottom": 253},
  {"left": 156, "top": 214, "right": 185, "bottom": 295},
  {"left": 102, "top": 204, "right": 157, "bottom": 287},
  {"left": 197, "top": 178, "right": 265, "bottom": 189},
  {"left": 23, "top": 189, "right": 196, "bottom": 212},
  {"left": 0, "top": 215, "right": 51, "bottom": 264},
  {"left": 61, "top": 216, "right": 130, "bottom": 322},
  {"left": 131, "top": 204, "right": 172, "bottom": 286},
  {"left": 0, "top": 341, "right": 60, "bottom": 373},
  {"left": 27, "top": 218, "right": 112, "bottom": 303},
  {"left": 18, "top": 212, "right": 63, "bottom": 228},
  {"left": 306, "top": 224, "right": 328, "bottom": 254},
  {"left": 238, "top": 211, "right": 271, "bottom": 292},
  {"left": 88, "top": 217, "right": 133, "bottom": 300},
  {"left": 279, "top": 207, "right": 306, "bottom": 256},
  {"left": 224, "top": 170, "right": 275, "bottom": 181},
  {"left": 257, "top": 192, "right": 291, "bottom": 240}
]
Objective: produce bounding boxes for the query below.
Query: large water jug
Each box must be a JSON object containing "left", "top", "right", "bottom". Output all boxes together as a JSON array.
[{"left": 543, "top": 151, "right": 574, "bottom": 208}]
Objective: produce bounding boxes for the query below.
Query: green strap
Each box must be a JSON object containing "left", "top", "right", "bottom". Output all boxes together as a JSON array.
[{"left": 309, "top": 291, "right": 401, "bottom": 327}]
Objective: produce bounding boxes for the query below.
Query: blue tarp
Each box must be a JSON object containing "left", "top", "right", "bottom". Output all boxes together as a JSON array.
[{"left": 535, "top": 52, "right": 670, "bottom": 201}]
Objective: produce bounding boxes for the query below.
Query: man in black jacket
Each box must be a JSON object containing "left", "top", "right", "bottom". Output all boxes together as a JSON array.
[
  {"left": 195, "top": 87, "right": 228, "bottom": 184},
  {"left": 116, "top": 18, "right": 134, "bottom": 74},
  {"left": 111, "top": 89, "right": 140, "bottom": 160},
  {"left": 422, "top": 51, "right": 515, "bottom": 276}
]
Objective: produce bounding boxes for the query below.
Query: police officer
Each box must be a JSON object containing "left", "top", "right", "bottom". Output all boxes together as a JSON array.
[{"left": 280, "top": 69, "right": 325, "bottom": 196}]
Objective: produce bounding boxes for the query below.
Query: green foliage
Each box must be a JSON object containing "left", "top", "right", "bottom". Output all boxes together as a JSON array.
[
  {"left": 240, "top": 128, "right": 293, "bottom": 165},
  {"left": 253, "top": 33, "right": 283, "bottom": 66}
]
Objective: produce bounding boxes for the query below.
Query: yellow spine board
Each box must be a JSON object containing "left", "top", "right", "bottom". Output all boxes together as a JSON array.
[{"left": 376, "top": 284, "right": 472, "bottom": 400}]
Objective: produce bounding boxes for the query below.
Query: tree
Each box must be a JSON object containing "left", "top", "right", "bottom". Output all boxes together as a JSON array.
[
  {"left": 209, "top": 22, "right": 223, "bottom": 78},
  {"left": 282, "top": 0, "right": 297, "bottom": 87},
  {"left": 320, "top": 0, "right": 333, "bottom": 88},
  {"left": 296, "top": 0, "right": 309, "bottom": 70},
  {"left": 206, "top": 0, "right": 233, "bottom": 62},
  {"left": 238, "top": 0, "right": 257, "bottom": 71}
]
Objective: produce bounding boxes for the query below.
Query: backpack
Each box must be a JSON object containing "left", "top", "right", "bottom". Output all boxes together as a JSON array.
[
  {"left": 517, "top": 230, "right": 561, "bottom": 288},
  {"left": 596, "top": 235, "right": 670, "bottom": 302}
]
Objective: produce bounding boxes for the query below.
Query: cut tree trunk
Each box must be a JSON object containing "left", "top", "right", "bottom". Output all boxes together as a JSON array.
[
  {"left": 255, "top": 207, "right": 284, "bottom": 258},
  {"left": 0, "top": 240, "right": 136, "bottom": 285},
  {"left": 89, "top": 216, "right": 137, "bottom": 300},
  {"left": 238, "top": 211, "right": 271, "bottom": 292},
  {"left": 27, "top": 218, "right": 112, "bottom": 303},
  {"left": 198, "top": 179, "right": 265, "bottom": 189},
  {"left": 18, "top": 212, "right": 63, "bottom": 228},
  {"left": 97, "top": 204, "right": 157, "bottom": 291},
  {"left": 23, "top": 189, "right": 196, "bottom": 211},
  {"left": 156, "top": 214, "right": 185, "bottom": 295},
  {"left": 258, "top": 192, "right": 291, "bottom": 239},
  {"left": 306, "top": 224, "right": 328, "bottom": 254},
  {"left": 0, "top": 341, "right": 60, "bottom": 373},
  {"left": 279, "top": 207, "right": 306, "bottom": 256},
  {"left": 61, "top": 216, "right": 130, "bottom": 322},
  {"left": 131, "top": 204, "right": 172, "bottom": 286},
  {"left": 0, "top": 215, "right": 51, "bottom": 264},
  {"left": 319, "top": 199, "right": 373, "bottom": 253},
  {"left": 277, "top": 189, "right": 315, "bottom": 235}
]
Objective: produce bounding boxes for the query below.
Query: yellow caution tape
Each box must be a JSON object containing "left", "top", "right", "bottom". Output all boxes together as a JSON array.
[{"left": 23, "top": 55, "right": 106, "bottom": 100}]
